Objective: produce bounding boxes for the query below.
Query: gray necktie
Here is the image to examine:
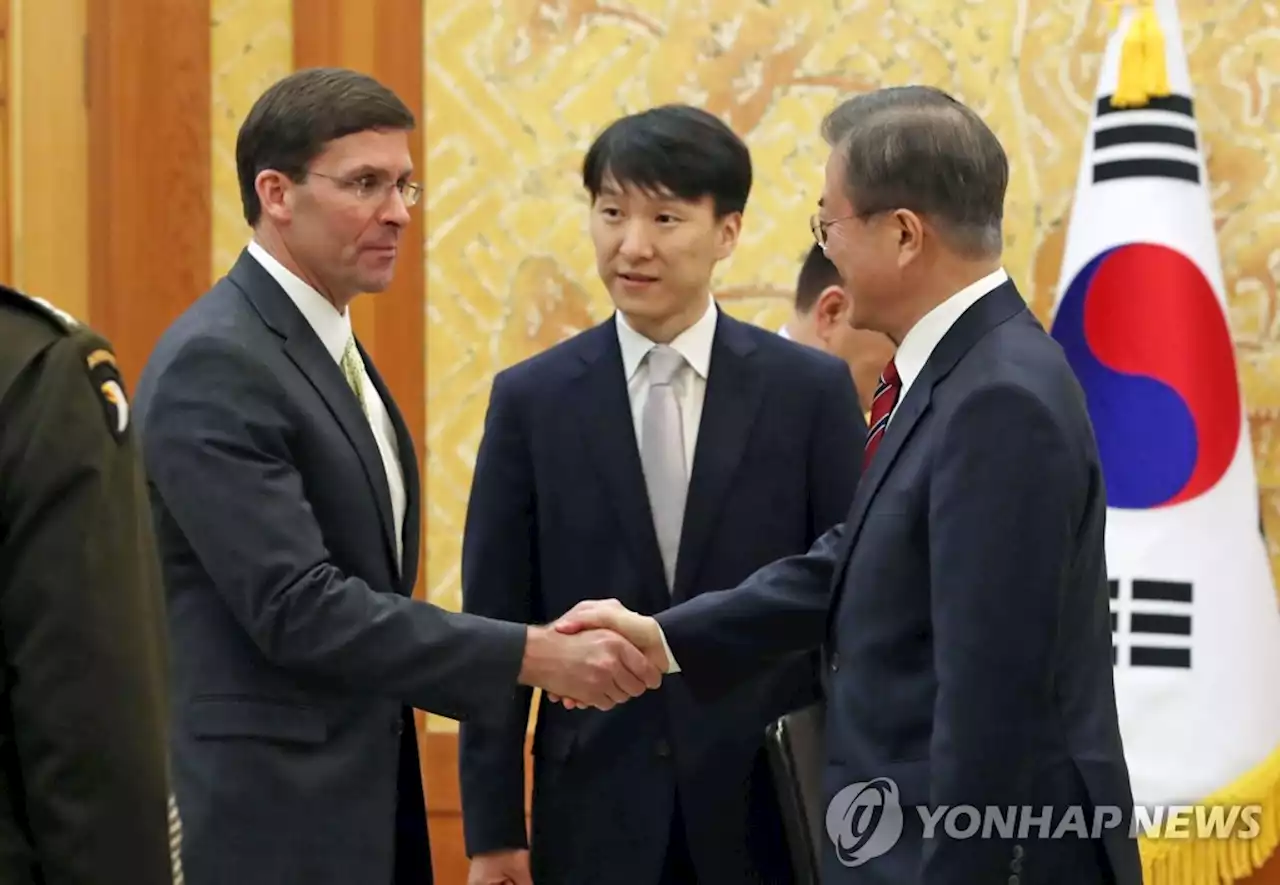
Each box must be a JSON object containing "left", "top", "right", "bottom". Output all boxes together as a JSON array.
[{"left": 640, "top": 345, "right": 688, "bottom": 591}]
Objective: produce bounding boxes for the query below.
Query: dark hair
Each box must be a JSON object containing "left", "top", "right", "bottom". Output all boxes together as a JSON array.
[
  {"left": 582, "top": 104, "right": 752, "bottom": 217},
  {"left": 795, "top": 243, "right": 842, "bottom": 313},
  {"left": 236, "top": 67, "right": 415, "bottom": 226},
  {"left": 820, "top": 86, "right": 1007, "bottom": 258}
]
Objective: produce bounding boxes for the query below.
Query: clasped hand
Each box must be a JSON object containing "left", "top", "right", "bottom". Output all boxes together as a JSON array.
[{"left": 522, "top": 600, "right": 666, "bottom": 711}]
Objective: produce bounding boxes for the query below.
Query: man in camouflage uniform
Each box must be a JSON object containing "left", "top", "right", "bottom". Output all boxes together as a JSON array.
[{"left": 0, "top": 284, "right": 182, "bottom": 884}]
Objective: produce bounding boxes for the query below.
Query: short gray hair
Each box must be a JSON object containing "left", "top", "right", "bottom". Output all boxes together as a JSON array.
[{"left": 821, "top": 86, "right": 1007, "bottom": 259}]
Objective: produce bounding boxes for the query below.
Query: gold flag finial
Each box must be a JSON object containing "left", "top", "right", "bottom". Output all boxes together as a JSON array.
[
  {"left": 1111, "top": 0, "right": 1172, "bottom": 108},
  {"left": 1106, "top": 0, "right": 1122, "bottom": 30}
]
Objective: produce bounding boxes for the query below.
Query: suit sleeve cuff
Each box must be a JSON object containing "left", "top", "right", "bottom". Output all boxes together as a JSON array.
[{"left": 657, "top": 622, "right": 681, "bottom": 673}]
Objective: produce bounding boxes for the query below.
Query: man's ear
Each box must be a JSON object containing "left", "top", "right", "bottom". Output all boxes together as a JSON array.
[
  {"left": 813, "top": 285, "right": 850, "bottom": 337},
  {"left": 714, "top": 211, "right": 743, "bottom": 260},
  {"left": 256, "top": 169, "right": 295, "bottom": 225},
  {"left": 892, "top": 208, "right": 925, "bottom": 268}
]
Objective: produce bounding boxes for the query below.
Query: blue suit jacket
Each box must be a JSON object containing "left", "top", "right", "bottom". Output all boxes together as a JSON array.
[
  {"left": 458, "top": 310, "right": 866, "bottom": 884},
  {"left": 658, "top": 283, "right": 1143, "bottom": 885},
  {"left": 133, "top": 251, "right": 528, "bottom": 885}
]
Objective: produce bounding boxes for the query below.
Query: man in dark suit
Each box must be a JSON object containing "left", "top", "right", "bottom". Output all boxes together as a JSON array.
[
  {"left": 782, "top": 243, "right": 896, "bottom": 417},
  {"left": 459, "top": 104, "right": 866, "bottom": 885},
  {"left": 552, "top": 87, "right": 1142, "bottom": 885},
  {"left": 0, "top": 286, "right": 181, "bottom": 885},
  {"left": 134, "top": 68, "right": 661, "bottom": 885}
]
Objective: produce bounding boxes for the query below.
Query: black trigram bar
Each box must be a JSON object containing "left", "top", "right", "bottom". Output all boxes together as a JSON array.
[
  {"left": 1130, "top": 646, "right": 1191, "bottom": 668},
  {"left": 1093, "top": 158, "right": 1200, "bottom": 184},
  {"left": 1111, "top": 578, "right": 1194, "bottom": 669},
  {"left": 1096, "top": 94, "right": 1194, "bottom": 117},
  {"left": 1094, "top": 124, "right": 1197, "bottom": 150},
  {"left": 1132, "top": 579, "right": 1193, "bottom": 603},
  {"left": 1130, "top": 613, "right": 1192, "bottom": 635}
]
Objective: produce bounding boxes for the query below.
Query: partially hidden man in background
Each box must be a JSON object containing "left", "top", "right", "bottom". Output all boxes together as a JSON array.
[
  {"left": 458, "top": 104, "right": 866, "bottom": 885},
  {"left": 0, "top": 287, "right": 182, "bottom": 885},
  {"left": 133, "top": 67, "right": 662, "bottom": 885},
  {"left": 553, "top": 86, "right": 1142, "bottom": 885},
  {"left": 782, "top": 242, "right": 896, "bottom": 419}
]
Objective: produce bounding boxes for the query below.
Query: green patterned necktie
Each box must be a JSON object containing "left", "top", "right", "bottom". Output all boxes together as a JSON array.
[{"left": 341, "top": 336, "right": 368, "bottom": 416}]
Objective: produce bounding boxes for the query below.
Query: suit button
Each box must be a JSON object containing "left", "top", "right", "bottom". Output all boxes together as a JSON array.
[
  {"left": 392, "top": 718, "right": 403, "bottom": 736},
  {"left": 829, "top": 653, "right": 840, "bottom": 672},
  {"left": 655, "top": 739, "right": 672, "bottom": 758}
]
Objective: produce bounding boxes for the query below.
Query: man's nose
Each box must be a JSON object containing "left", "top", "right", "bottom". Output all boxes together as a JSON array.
[
  {"left": 619, "top": 220, "right": 654, "bottom": 258},
  {"left": 379, "top": 186, "right": 411, "bottom": 226}
]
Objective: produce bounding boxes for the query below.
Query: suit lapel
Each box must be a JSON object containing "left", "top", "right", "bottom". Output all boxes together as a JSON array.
[
  {"left": 572, "top": 323, "right": 671, "bottom": 612},
  {"left": 827, "top": 381, "right": 933, "bottom": 606},
  {"left": 230, "top": 252, "right": 400, "bottom": 574},
  {"left": 827, "top": 280, "right": 1033, "bottom": 607},
  {"left": 673, "top": 314, "right": 763, "bottom": 600},
  {"left": 283, "top": 334, "right": 399, "bottom": 572}
]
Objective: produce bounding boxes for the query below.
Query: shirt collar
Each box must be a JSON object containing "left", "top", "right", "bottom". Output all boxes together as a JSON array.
[
  {"left": 615, "top": 297, "right": 718, "bottom": 381},
  {"left": 894, "top": 267, "right": 1009, "bottom": 395},
  {"left": 247, "top": 239, "right": 352, "bottom": 364}
]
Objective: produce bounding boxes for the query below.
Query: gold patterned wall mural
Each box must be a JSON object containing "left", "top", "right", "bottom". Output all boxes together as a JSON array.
[
  {"left": 423, "top": 0, "right": 1280, "bottom": 615},
  {"left": 211, "top": 0, "right": 293, "bottom": 280}
]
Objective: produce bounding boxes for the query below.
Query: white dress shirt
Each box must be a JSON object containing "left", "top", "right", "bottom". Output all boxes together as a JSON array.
[
  {"left": 247, "top": 240, "right": 407, "bottom": 571},
  {"left": 615, "top": 298, "right": 718, "bottom": 474},
  {"left": 888, "top": 267, "right": 1009, "bottom": 425},
  {"left": 657, "top": 267, "right": 1010, "bottom": 673}
]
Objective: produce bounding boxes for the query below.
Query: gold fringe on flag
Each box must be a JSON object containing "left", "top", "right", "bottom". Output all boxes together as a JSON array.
[
  {"left": 1137, "top": 741, "right": 1280, "bottom": 885},
  {"left": 1109, "top": 0, "right": 1172, "bottom": 108}
]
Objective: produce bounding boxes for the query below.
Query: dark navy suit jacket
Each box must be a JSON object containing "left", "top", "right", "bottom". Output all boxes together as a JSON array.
[
  {"left": 133, "top": 250, "right": 528, "bottom": 885},
  {"left": 458, "top": 309, "right": 866, "bottom": 885},
  {"left": 658, "top": 282, "right": 1143, "bottom": 885}
]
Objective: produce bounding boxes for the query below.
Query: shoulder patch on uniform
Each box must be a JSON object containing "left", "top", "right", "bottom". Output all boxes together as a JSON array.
[
  {"left": 0, "top": 284, "right": 81, "bottom": 332},
  {"left": 86, "top": 348, "right": 129, "bottom": 441}
]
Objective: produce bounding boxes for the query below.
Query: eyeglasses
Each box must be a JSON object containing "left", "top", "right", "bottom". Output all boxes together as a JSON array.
[
  {"left": 309, "top": 171, "right": 423, "bottom": 207},
  {"left": 810, "top": 212, "right": 855, "bottom": 248}
]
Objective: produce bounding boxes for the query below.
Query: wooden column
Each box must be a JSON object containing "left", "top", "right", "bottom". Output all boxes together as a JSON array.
[
  {"left": 7, "top": 0, "right": 89, "bottom": 317},
  {"left": 0, "top": 0, "right": 11, "bottom": 285},
  {"left": 86, "top": 0, "right": 211, "bottom": 385}
]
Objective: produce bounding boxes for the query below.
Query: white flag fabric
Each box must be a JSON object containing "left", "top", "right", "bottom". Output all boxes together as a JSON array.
[{"left": 1049, "top": 2, "right": 1280, "bottom": 882}]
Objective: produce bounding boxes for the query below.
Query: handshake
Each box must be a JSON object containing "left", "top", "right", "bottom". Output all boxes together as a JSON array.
[{"left": 517, "top": 600, "right": 669, "bottom": 711}]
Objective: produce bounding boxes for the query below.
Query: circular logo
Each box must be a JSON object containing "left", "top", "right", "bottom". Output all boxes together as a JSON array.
[
  {"left": 825, "top": 777, "right": 904, "bottom": 867},
  {"left": 1049, "top": 242, "right": 1240, "bottom": 509}
]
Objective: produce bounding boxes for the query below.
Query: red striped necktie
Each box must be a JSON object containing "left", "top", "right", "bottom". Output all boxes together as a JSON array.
[{"left": 863, "top": 358, "right": 901, "bottom": 470}]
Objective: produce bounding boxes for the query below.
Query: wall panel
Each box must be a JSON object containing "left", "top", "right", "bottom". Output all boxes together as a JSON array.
[
  {"left": 211, "top": 0, "right": 293, "bottom": 279},
  {"left": 87, "top": 0, "right": 211, "bottom": 384}
]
